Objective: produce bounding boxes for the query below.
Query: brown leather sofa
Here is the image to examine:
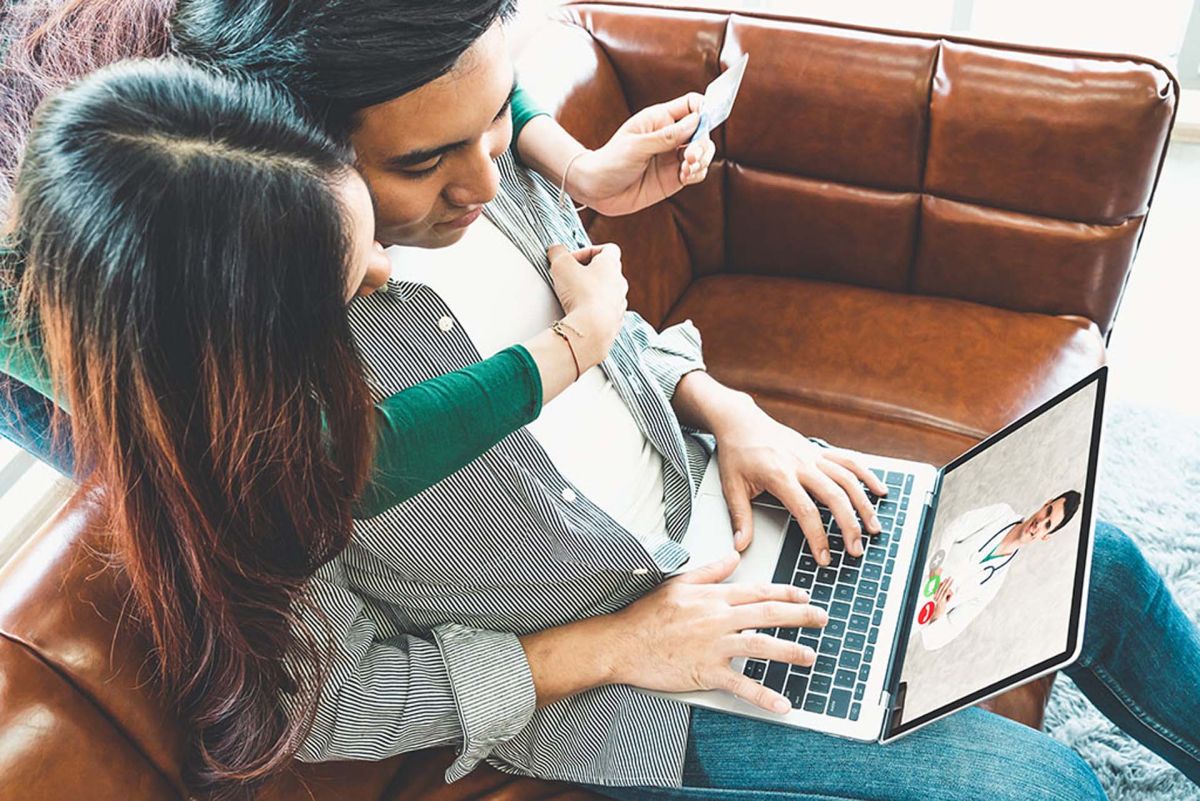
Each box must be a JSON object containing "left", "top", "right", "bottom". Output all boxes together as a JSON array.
[{"left": 0, "top": 2, "right": 1177, "bottom": 799}]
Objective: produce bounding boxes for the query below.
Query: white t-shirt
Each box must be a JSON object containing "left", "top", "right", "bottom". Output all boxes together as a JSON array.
[{"left": 387, "top": 218, "right": 668, "bottom": 542}]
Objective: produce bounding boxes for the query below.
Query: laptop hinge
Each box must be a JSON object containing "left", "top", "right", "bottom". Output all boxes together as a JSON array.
[
  {"left": 878, "top": 470, "right": 943, "bottom": 738},
  {"left": 890, "top": 682, "right": 907, "bottom": 713}
]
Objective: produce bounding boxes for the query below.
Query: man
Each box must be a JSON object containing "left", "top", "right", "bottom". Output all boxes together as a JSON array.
[
  {"left": 920, "top": 491, "right": 1082, "bottom": 650},
  {"left": 173, "top": 2, "right": 1200, "bottom": 798}
]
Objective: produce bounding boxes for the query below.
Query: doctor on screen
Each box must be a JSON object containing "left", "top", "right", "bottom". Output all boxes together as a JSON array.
[{"left": 917, "top": 490, "right": 1082, "bottom": 651}]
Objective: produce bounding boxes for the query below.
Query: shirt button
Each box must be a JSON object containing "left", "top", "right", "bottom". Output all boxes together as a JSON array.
[
  {"left": 560, "top": 488, "right": 576, "bottom": 503},
  {"left": 437, "top": 315, "right": 454, "bottom": 332},
  {"left": 632, "top": 567, "right": 650, "bottom": 576}
]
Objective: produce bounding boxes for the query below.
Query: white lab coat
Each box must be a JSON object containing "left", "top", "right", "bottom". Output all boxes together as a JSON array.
[{"left": 918, "top": 503, "right": 1023, "bottom": 651}]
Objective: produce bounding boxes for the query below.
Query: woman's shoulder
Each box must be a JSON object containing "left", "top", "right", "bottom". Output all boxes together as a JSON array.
[{"left": 0, "top": 243, "right": 23, "bottom": 314}]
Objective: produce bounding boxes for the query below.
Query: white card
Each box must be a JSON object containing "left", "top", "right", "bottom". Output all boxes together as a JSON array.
[{"left": 689, "top": 53, "right": 750, "bottom": 143}]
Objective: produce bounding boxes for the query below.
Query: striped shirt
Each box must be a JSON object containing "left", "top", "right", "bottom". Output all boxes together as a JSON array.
[{"left": 288, "top": 151, "right": 709, "bottom": 788}]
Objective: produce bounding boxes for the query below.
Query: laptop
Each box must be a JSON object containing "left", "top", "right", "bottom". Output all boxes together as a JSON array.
[{"left": 661, "top": 366, "right": 1106, "bottom": 743}]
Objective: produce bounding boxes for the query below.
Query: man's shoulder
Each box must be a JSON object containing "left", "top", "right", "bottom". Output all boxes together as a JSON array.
[{"left": 944, "top": 503, "right": 1015, "bottom": 543}]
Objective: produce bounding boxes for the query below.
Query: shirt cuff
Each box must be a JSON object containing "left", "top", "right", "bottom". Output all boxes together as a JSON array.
[
  {"left": 641, "top": 319, "right": 707, "bottom": 403},
  {"left": 433, "top": 623, "right": 537, "bottom": 782},
  {"left": 507, "top": 343, "right": 544, "bottom": 423}
]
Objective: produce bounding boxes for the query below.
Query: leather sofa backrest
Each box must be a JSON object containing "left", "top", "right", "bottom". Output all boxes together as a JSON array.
[{"left": 518, "top": 1, "right": 1178, "bottom": 333}]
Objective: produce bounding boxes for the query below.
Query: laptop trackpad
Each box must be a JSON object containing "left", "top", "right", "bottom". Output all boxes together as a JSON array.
[{"left": 680, "top": 490, "right": 790, "bottom": 584}]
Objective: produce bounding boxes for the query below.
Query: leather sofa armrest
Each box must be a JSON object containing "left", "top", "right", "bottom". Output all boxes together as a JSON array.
[{"left": 0, "top": 636, "right": 177, "bottom": 800}]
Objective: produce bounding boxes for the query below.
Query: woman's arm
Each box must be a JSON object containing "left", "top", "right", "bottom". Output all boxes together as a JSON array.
[
  {"left": 0, "top": 252, "right": 55, "bottom": 402},
  {"left": 355, "top": 243, "right": 628, "bottom": 516},
  {"left": 1, "top": 242, "right": 627, "bottom": 513},
  {"left": 512, "top": 87, "right": 715, "bottom": 217}
]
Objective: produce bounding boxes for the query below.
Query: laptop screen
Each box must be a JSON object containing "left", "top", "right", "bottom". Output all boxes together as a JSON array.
[{"left": 885, "top": 367, "right": 1106, "bottom": 739}]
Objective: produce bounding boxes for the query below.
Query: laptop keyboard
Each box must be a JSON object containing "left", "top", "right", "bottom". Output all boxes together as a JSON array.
[{"left": 742, "top": 468, "right": 914, "bottom": 721}]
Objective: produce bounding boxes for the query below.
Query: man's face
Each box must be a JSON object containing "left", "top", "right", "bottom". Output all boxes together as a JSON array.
[
  {"left": 350, "top": 23, "right": 514, "bottom": 249},
  {"left": 1017, "top": 498, "right": 1068, "bottom": 545}
]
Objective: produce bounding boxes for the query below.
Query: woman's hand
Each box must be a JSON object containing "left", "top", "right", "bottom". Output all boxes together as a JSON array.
[
  {"left": 547, "top": 243, "right": 628, "bottom": 371},
  {"left": 604, "top": 553, "right": 827, "bottom": 714},
  {"left": 566, "top": 93, "right": 716, "bottom": 217}
]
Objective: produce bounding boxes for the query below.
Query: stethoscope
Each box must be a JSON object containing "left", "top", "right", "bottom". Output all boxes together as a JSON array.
[{"left": 975, "top": 519, "right": 1022, "bottom": 585}]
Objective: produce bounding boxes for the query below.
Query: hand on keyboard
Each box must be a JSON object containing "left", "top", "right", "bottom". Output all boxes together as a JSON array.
[
  {"left": 705, "top": 397, "right": 890, "bottom": 565},
  {"left": 607, "top": 552, "right": 830, "bottom": 714},
  {"left": 746, "top": 469, "right": 912, "bottom": 720}
]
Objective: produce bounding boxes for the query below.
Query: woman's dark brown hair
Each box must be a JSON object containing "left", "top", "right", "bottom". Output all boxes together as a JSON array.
[
  {"left": 0, "top": 0, "right": 174, "bottom": 216},
  {"left": 6, "top": 58, "right": 375, "bottom": 799}
]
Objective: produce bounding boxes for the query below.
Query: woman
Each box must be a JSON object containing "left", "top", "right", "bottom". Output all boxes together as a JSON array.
[
  {"left": 0, "top": 0, "right": 714, "bottom": 470},
  {"left": 5, "top": 56, "right": 628, "bottom": 798},
  {"left": 165, "top": 4, "right": 1200, "bottom": 801}
]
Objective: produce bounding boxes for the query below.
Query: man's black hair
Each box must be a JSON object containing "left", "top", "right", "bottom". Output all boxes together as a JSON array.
[
  {"left": 171, "top": 0, "right": 517, "bottom": 139},
  {"left": 1048, "top": 490, "right": 1082, "bottom": 534}
]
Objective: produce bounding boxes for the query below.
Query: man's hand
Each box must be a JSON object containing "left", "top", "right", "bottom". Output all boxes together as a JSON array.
[
  {"left": 566, "top": 93, "right": 716, "bottom": 216},
  {"left": 521, "top": 553, "right": 826, "bottom": 712},
  {"left": 605, "top": 553, "right": 826, "bottom": 713},
  {"left": 670, "top": 372, "right": 888, "bottom": 565},
  {"left": 712, "top": 400, "right": 888, "bottom": 564}
]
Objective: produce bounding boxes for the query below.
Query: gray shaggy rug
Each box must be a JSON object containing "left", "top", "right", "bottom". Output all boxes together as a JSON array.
[{"left": 1044, "top": 401, "right": 1200, "bottom": 800}]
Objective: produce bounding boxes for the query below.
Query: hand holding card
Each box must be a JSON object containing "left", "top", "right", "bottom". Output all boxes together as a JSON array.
[{"left": 689, "top": 53, "right": 750, "bottom": 144}]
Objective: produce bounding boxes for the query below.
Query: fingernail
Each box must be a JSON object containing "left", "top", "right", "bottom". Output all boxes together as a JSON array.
[
  {"left": 819, "top": 548, "right": 831, "bottom": 565},
  {"left": 773, "top": 698, "right": 791, "bottom": 714},
  {"left": 798, "top": 646, "right": 815, "bottom": 661},
  {"left": 815, "top": 608, "right": 829, "bottom": 624}
]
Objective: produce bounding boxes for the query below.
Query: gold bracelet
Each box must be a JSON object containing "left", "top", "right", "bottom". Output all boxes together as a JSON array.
[
  {"left": 554, "top": 319, "right": 586, "bottom": 339},
  {"left": 550, "top": 320, "right": 583, "bottom": 379},
  {"left": 557, "top": 150, "right": 590, "bottom": 213}
]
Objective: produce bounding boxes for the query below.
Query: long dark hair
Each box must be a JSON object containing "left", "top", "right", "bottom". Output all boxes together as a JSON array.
[
  {"left": 171, "top": 0, "right": 516, "bottom": 137},
  {"left": 1, "top": 0, "right": 515, "bottom": 208},
  {"left": 7, "top": 58, "right": 375, "bottom": 799},
  {"left": 0, "top": 0, "right": 174, "bottom": 217}
]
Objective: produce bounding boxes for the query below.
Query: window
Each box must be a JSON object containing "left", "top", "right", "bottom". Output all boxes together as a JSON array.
[{"left": 0, "top": 437, "right": 72, "bottom": 567}]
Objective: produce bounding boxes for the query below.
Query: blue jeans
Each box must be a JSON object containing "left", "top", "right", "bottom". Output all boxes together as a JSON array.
[
  {"left": 589, "top": 522, "right": 1200, "bottom": 800},
  {"left": 0, "top": 374, "right": 73, "bottom": 476}
]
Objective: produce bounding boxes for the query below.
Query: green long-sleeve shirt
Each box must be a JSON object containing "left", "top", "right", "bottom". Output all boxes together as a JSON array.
[
  {"left": 0, "top": 86, "right": 554, "bottom": 515},
  {"left": 511, "top": 84, "right": 550, "bottom": 141},
  {"left": 0, "top": 249, "right": 542, "bottom": 518}
]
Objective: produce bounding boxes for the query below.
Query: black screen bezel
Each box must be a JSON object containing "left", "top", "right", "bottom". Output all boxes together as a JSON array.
[{"left": 885, "top": 366, "right": 1107, "bottom": 739}]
